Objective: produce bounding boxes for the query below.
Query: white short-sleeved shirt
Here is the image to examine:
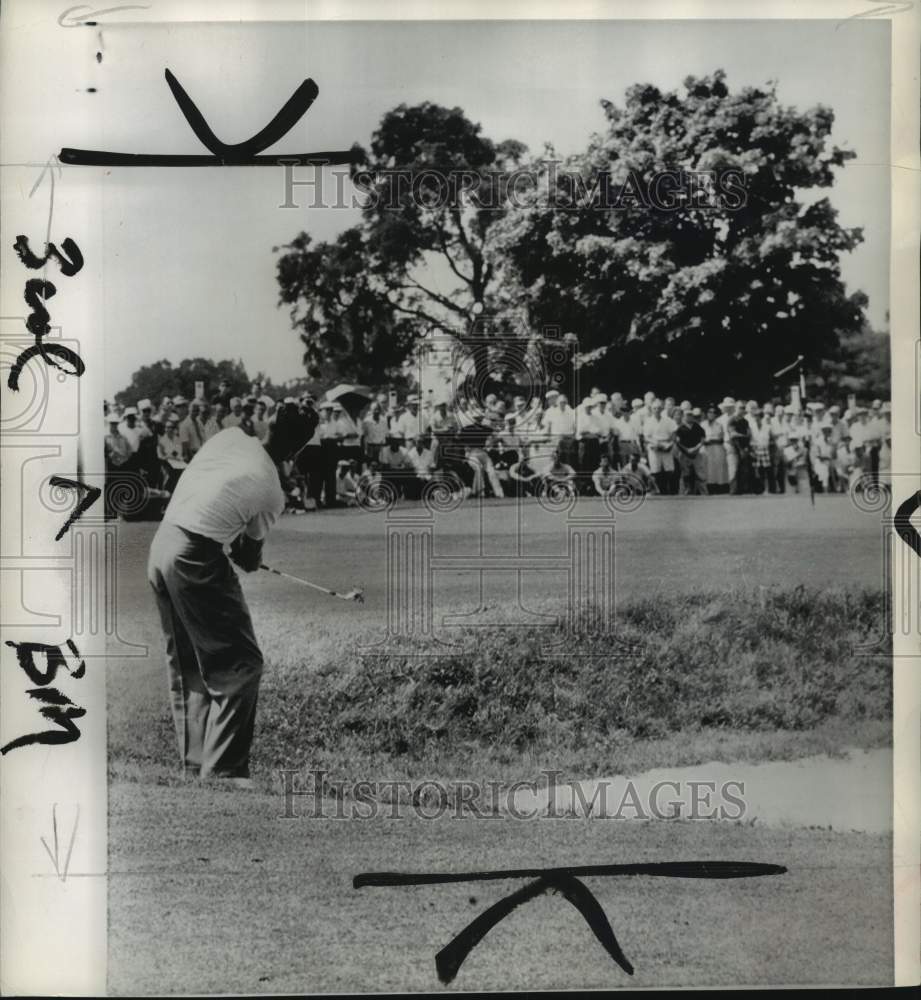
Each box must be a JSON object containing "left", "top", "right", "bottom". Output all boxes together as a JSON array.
[
  {"left": 543, "top": 406, "right": 576, "bottom": 437},
  {"left": 362, "top": 414, "right": 389, "bottom": 445},
  {"left": 163, "top": 427, "right": 285, "bottom": 544}
]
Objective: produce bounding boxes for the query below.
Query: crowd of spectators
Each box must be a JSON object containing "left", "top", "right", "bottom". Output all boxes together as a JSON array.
[{"left": 104, "top": 379, "right": 892, "bottom": 516}]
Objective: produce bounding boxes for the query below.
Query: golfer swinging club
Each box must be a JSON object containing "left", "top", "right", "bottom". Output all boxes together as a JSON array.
[{"left": 147, "top": 402, "right": 318, "bottom": 786}]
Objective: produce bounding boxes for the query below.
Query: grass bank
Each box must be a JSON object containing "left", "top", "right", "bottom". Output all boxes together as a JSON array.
[{"left": 112, "top": 586, "right": 891, "bottom": 787}]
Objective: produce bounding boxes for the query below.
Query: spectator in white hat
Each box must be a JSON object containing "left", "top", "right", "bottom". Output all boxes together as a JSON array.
[
  {"left": 157, "top": 414, "right": 187, "bottom": 492},
  {"left": 361, "top": 399, "right": 389, "bottom": 464},
  {"left": 179, "top": 399, "right": 207, "bottom": 462},
  {"left": 542, "top": 393, "right": 577, "bottom": 468},
  {"left": 317, "top": 401, "right": 340, "bottom": 505},
  {"left": 642, "top": 398, "right": 678, "bottom": 494},
  {"left": 576, "top": 396, "right": 603, "bottom": 490},
  {"left": 392, "top": 394, "right": 425, "bottom": 442},
  {"left": 812, "top": 424, "right": 837, "bottom": 492},
  {"left": 204, "top": 401, "right": 226, "bottom": 441},
  {"left": 614, "top": 401, "right": 640, "bottom": 467},
  {"left": 119, "top": 406, "right": 144, "bottom": 453},
  {"left": 134, "top": 398, "right": 161, "bottom": 483},
  {"left": 865, "top": 401, "right": 885, "bottom": 483},
  {"left": 137, "top": 398, "right": 155, "bottom": 426},
  {"left": 592, "top": 393, "right": 618, "bottom": 465},
  {"left": 404, "top": 435, "right": 439, "bottom": 500},
  {"left": 223, "top": 397, "right": 245, "bottom": 429},
  {"left": 105, "top": 412, "right": 134, "bottom": 470},
  {"left": 332, "top": 401, "right": 362, "bottom": 465}
]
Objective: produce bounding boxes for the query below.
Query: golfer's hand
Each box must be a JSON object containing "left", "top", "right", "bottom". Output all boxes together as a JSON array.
[{"left": 230, "top": 534, "right": 263, "bottom": 573}]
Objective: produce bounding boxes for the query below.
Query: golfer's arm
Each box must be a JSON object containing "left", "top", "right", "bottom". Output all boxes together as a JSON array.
[{"left": 230, "top": 533, "right": 264, "bottom": 572}]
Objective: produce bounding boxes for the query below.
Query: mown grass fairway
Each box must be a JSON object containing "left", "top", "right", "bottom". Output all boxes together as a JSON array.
[{"left": 107, "top": 495, "right": 894, "bottom": 990}]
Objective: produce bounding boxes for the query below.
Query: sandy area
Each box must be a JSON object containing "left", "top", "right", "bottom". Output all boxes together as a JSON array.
[{"left": 514, "top": 748, "right": 892, "bottom": 833}]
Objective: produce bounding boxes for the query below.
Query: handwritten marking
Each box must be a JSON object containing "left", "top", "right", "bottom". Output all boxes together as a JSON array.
[
  {"left": 894, "top": 490, "right": 921, "bottom": 558},
  {"left": 355, "top": 860, "right": 786, "bottom": 982},
  {"left": 48, "top": 475, "right": 102, "bottom": 540},
  {"left": 1, "top": 640, "right": 87, "bottom": 755},
  {"left": 39, "top": 803, "right": 80, "bottom": 882},
  {"left": 58, "top": 4, "right": 150, "bottom": 27},
  {"left": 61, "top": 69, "right": 356, "bottom": 167}
]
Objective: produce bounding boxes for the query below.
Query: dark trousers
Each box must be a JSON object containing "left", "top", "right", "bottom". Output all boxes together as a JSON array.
[
  {"left": 731, "top": 451, "right": 752, "bottom": 494},
  {"left": 558, "top": 435, "right": 577, "bottom": 468},
  {"left": 772, "top": 450, "right": 787, "bottom": 494},
  {"left": 297, "top": 446, "right": 324, "bottom": 504},
  {"left": 320, "top": 441, "right": 339, "bottom": 504},
  {"left": 578, "top": 438, "right": 601, "bottom": 492},
  {"left": 147, "top": 522, "right": 263, "bottom": 778}
]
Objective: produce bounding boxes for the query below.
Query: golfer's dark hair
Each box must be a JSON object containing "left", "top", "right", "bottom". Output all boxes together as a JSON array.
[{"left": 265, "top": 402, "right": 318, "bottom": 462}]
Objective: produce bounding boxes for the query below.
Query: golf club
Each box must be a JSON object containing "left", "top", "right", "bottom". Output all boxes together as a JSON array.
[{"left": 260, "top": 562, "right": 364, "bottom": 603}]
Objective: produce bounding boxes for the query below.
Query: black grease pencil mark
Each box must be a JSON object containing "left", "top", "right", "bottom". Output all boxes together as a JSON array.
[
  {"left": 894, "top": 490, "right": 921, "bottom": 558},
  {"left": 60, "top": 69, "right": 356, "bottom": 168},
  {"left": 1, "top": 639, "right": 87, "bottom": 755},
  {"left": 13, "top": 235, "right": 84, "bottom": 276},
  {"left": 436, "top": 874, "right": 633, "bottom": 984},
  {"left": 59, "top": 149, "right": 355, "bottom": 167},
  {"left": 355, "top": 860, "right": 786, "bottom": 983},
  {"left": 49, "top": 475, "right": 102, "bottom": 540},
  {"left": 164, "top": 69, "right": 318, "bottom": 161},
  {"left": 354, "top": 859, "right": 786, "bottom": 887}
]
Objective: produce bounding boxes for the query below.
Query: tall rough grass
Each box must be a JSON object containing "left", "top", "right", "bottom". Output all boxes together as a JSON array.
[
  {"left": 111, "top": 587, "right": 891, "bottom": 779},
  {"left": 259, "top": 587, "right": 890, "bottom": 765}
]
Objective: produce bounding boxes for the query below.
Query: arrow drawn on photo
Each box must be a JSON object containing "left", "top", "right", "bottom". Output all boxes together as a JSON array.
[{"left": 39, "top": 803, "right": 80, "bottom": 882}]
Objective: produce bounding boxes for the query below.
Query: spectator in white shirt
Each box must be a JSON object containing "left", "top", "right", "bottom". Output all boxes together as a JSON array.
[
  {"left": 361, "top": 401, "right": 389, "bottom": 464},
  {"left": 119, "top": 406, "right": 146, "bottom": 454},
  {"left": 393, "top": 395, "right": 428, "bottom": 442},
  {"left": 335, "top": 460, "right": 360, "bottom": 505},
  {"left": 593, "top": 393, "right": 618, "bottom": 464},
  {"left": 378, "top": 434, "right": 411, "bottom": 497},
  {"left": 642, "top": 399, "right": 678, "bottom": 494},
  {"left": 542, "top": 394, "right": 577, "bottom": 467},
  {"left": 748, "top": 407, "right": 773, "bottom": 495},
  {"left": 404, "top": 436, "right": 437, "bottom": 499},
  {"left": 222, "top": 397, "right": 245, "bottom": 429},
  {"left": 576, "top": 397, "right": 603, "bottom": 490}
]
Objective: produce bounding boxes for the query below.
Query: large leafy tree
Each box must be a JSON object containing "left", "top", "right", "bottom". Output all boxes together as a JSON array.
[
  {"left": 813, "top": 322, "right": 890, "bottom": 401},
  {"left": 275, "top": 103, "right": 528, "bottom": 384},
  {"left": 489, "top": 71, "right": 867, "bottom": 400},
  {"left": 114, "top": 357, "right": 250, "bottom": 407}
]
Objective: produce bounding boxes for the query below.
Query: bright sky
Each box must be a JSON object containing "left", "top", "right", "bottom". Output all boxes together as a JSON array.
[{"left": 1, "top": 16, "right": 890, "bottom": 397}]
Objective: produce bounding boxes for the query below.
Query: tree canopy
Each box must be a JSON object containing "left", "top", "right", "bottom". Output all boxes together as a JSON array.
[
  {"left": 489, "top": 71, "right": 868, "bottom": 399},
  {"left": 275, "top": 103, "right": 528, "bottom": 384},
  {"left": 276, "top": 72, "right": 875, "bottom": 401},
  {"left": 113, "top": 358, "right": 252, "bottom": 407}
]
